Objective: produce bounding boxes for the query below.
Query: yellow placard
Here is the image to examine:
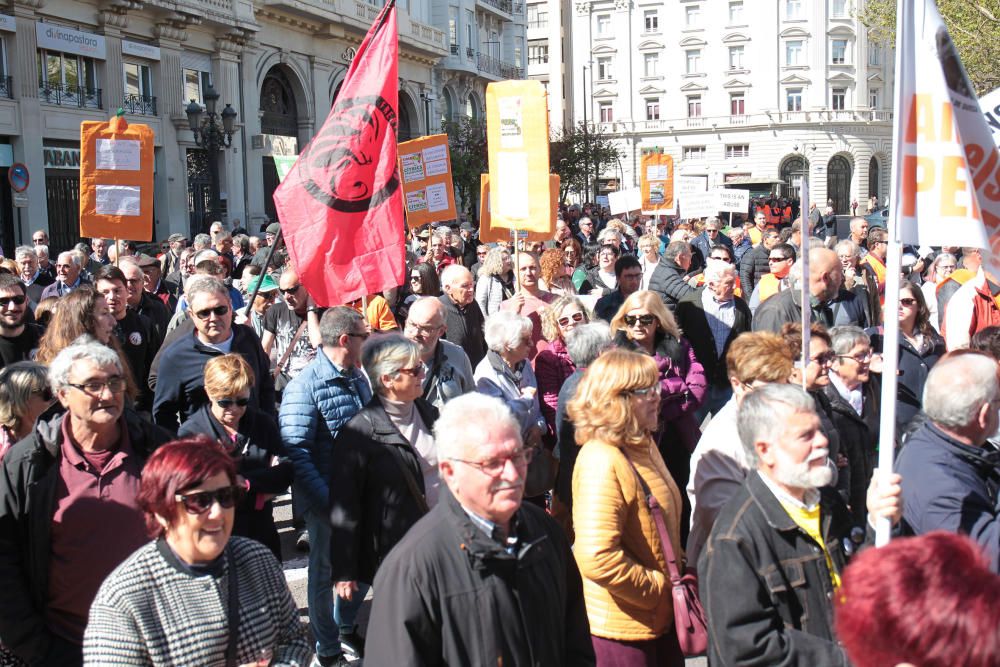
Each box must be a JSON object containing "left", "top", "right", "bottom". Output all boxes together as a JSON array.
[
  {"left": 397, "top": 133, "right": 457, "bottom": 228},
  {"left": 80, "top": 116, "right": 155, "bottom": 241},
  {"left": 640, "top": 151, "right": 674, "bottom": 213},
  {"left": 479, "top": 173, "right": 558, "bottom": 243},
  {"left": 485, "top": 80, "right": 552, "bottom": 234}
]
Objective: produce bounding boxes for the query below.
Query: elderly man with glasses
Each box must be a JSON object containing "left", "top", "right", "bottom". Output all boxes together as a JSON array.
[
  {"left": 364, "top": 392, "right": 594, "bottom": 665},
  {"left": 0, "top": 340, "right": 171, "bottom": 666},
  {"left": 152, "top": 276, "right": 275, "bottom": 432},
  {"left": 403, "top": 297, "right": 474, "bottom": 409}
]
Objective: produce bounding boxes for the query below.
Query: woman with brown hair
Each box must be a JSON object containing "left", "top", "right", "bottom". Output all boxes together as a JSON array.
[
  {"left": 568, "top": 349, "right": 685, "bottom": 665},
  {"left": 539, "top": 247, "right": 577, "bottom": 295},
  {"left": 610, "top": 290, "right": 706, "bottom": 533}
]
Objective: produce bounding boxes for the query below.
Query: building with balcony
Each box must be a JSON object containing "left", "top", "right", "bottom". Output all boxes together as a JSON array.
[
  {"left": 570, "top": 0, "right": 894, "bottom": 214},
  {"left": 431, "top": 0, "right": 526, "bottom": 126},
  {"left": 525, "top": 0, "right": 572, "bottom": 129},
  {"left": 0, "top": 0, "right": 447, "bottom": 252}
]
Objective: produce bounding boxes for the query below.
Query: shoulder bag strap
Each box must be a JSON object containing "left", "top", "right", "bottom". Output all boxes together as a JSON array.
[
  {"left": 623, "top": 454, "right": 684, "bottom": 585},
  {"left": 224, "top": 547, "right": 239, "bottom": 667},
  {"left": 273, "top": 319, "right": 307, "bottom": 379},
  {"left": 364, "top": 413, "right": 430, "bottom": 515}
]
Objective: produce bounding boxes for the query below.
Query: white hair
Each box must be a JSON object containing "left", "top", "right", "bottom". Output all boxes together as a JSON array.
[
  {"left": 704, "top": 259, "right": 736, "bottom": 284},
  {"left": 440, "top": 264, "right": 471, "bottom": 288},
  {"left": 737, "top": 383, "right": 816, "bottom": 465},
  {"left": 484, "top": 310, "right": 534, "bottom": 353},
  {"left": 49, "top": 337, "right": 123, "bottom": 393},
  {"left": 924, "top": 354, "right": 1000, "bottom": 430},
  {"left": 434, "top": 393, "right": 521, "bottom": 461}
]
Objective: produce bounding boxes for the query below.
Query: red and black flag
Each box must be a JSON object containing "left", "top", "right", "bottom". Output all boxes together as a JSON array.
[{"left": 273, "top": 0, "right": 404, "bottom": 306}]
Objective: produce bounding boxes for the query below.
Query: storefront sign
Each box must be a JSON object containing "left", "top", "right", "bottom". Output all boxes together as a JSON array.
[
  {"left": 35, "top": 23, "right": 107, "bottom": 60},
  {"left": 43, "top": 147, "right": 81, "bottom": 169},
  {"left": 0, "top": 15, "right": 16, "bottom": 33},
  {"left": 122, "top": 40, "right": 161, "bottom": 61}
]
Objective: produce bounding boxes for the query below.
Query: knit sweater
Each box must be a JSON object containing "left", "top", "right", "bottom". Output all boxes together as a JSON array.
[{"left": 83, "top": 537, "right": 311, "bottom": 666}]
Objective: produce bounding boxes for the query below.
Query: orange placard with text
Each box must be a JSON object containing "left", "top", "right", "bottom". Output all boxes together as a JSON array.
[
  {"left": 479, "top": 173, "right": 558, "bottom": 243},
  {"left": 79, "top": 116, "right": 155, "bottom": 241},
  {"left": 397, "top": 133, "right": 457, "bottom": 228},
  {"left": 640, "top": 151, "right": 674, "bottom": 214}
]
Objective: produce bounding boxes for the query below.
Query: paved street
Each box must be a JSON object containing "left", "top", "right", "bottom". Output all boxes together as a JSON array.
[{"left": 273, "top": 495, "right": 706, "bottom": 666}]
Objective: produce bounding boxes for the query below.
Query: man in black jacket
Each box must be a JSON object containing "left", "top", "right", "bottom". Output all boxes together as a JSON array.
[
  {"left": 699, "top": 384, "right": 901, "bottom": 667},
  {"left": 0, "top": 340, "right": 171, "bottom": 666},
  {"left": 648, "top": 240, "right": 696, "bottom": 311},
  {"left": 364, "top": 392, "right": 594, "bottom": 665},
  {"left": 739, "top": 228, "right": 779, "bottom": 296},
  {"left": 439, "top": 265, "right": 487, "bottom": 367}
]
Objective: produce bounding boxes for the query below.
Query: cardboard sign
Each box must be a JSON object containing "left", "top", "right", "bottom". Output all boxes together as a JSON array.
[
  {"left": 717, "top": 188, "right": 750, "bottom": 213},
  {"left": 479, "top": 173, "right": 558, "bottom": 243},
  {"left": 640, "top": 151, "right": 674, "bottom": 212},
  {"left": 397, "top": 133, "right": 457, "bottom": 227},
  {"left": 485, "top": 81, "right": 552, "bottom": 234},
  {"left": 608, "top": 188, "right": 642, "bottom": 215},
  {"left": 80, "top": 115, "right": 154, "bottom": 240},
  {"left": 679, "top": 191, "right": 719, "bottom": 219}
]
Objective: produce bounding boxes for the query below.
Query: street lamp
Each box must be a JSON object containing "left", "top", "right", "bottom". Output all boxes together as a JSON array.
[{"left": 186, "top": 84, "right": 238, "bottom": 226}]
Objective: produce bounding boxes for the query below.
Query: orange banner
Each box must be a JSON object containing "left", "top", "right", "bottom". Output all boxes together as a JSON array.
[
  {"left": 479, "top": 173, "right": 558, "bottom": 243},
  {"left": 79, "top": 116, "right": 154, "bottom": 241},
  {"left": 397, "top": 133, "right": 457, "bottom": 228},
  {"left": 640, "top": 151, "right": 674, "bottom": 213}
]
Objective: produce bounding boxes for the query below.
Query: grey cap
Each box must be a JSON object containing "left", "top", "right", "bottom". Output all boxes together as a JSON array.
[
  {"left": 167, "top": 233, "right": 187, "bottom": 243},
  {"left": 266, "top": 222, "right": 281, "bottom": 235}
]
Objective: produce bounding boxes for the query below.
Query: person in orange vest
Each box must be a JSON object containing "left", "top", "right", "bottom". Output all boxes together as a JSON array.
[
  {"left": 749, "top": 243, "right": 796, "bottom": 311},
  {"left": 860, "top": 227, "right": 888, "bottom": 307},
  {"left": 347, "top": 293, "right": 399, "bottom": 332}
]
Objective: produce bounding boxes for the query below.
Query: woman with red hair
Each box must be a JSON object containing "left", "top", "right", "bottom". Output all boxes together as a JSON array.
[
  {"left": 836, "top": 531, "right": 1000, "bottom": 667},
  {"left": 83, "top": 437, "right": 311, "bottom": 666}
]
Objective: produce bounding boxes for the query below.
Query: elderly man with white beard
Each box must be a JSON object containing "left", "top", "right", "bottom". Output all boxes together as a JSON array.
[{"left": 699, "top": 383, "right": 902, "bottom": 667}]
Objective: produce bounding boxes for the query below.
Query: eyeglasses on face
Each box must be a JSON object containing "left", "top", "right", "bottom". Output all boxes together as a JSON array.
[
  {"left": 838, "top": 351, "right": 873, "bottom": 364},
  {"left": 449, "top": 447, "right": 535, "bottom": 476},
  {"left": 899, "top": 297, "right": 918, "bottom": 307},
  {"left": 629, "top": 384, "right": 661, "bottom": 398},
  {"left": 624, "top": 314, "right": 656, "bottom": 327},
  {"left": 558, "top": 311, "right": 585, "bottom": 327},
  {"left": 768, "top": 256, "right": 791, "bottom": 263},
  {"left": 67, "top": 377, "right": 127, "bottom": 396},
  {"left": 0, "top": 295, "right": 26, "bottom": 308},
  {"left": 410, "top": 275, "right": 422, "bottom": 282},
  {"left": 406, "top": 322, "right": 441, "bottom": 336},
  {"left": 175, "top": 485, "right": 244, "bottom": 514},
  {"left": 396, "top": 362, "right": 428, "bottom": 377},
  {"left": 810, "top": 351, "right": 837, "bottom": 366},
  {"left": 279, "top": 284, "right": 301, "bottom": 295},
  {"left": 216, "top": 396, "right": 250, "bottom": 408},
  {"left": 194, "top": 305, "right": 229, "bottom": 320}
]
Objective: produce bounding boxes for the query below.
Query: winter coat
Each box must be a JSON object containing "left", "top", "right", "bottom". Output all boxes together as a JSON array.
[
  {"left": 738, "top": 244, "right": 771, "bottom": 296},
  {"left": 328, "top": 396, "right": 438, "bottom": 585},
  {"left": 647, "top": 259, "right": 695, "bottom": 312},
  {"left": 534, "top": 338, "right": 575, "bottom": 437},
  {"left": 421, "top": 339, "right": 475, "bottom": 410},
  {"left": 821, "top": 380, "right": 880, "bottom": 528},
  {"left": 439, "top": 294, "right": 488, "bottom": 368},
  {"left": 753, "top": 287, "right": 868, "bottom": 333},
  {"left": 474, "top": 351, "right": 546, "bottom": 438},
  {"left": 279, "top": 348, "right": 372, "bottom": 512},
  {"left": 475, "top": 273, "right": 510, "bottom": 317},
  {"left": 866, "top": 327, "right": 944, "bottom": 431},
  {"left": 674, "top": 288, "right": 752, "bottom": 389},
  {"left": 364, "top": 487, "right": 595, "bottom": 666},
  {"left": 572, "top": 437, "right": 682, "bottom": 640},
  {"left": 0, "top": 406, "right": 171, "bottom": 665}
]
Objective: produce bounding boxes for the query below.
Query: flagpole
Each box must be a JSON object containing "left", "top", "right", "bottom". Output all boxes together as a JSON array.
[
  {"left": 798, "top": 176, "right": 810, "bottom": 390},
  {"left": 875, "top": 0, "right": 910, "bottom": 547}
]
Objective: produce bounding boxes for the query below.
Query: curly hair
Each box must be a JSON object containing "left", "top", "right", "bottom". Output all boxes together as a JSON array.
[
  {"left": 479, "top": 246, "right": 511, "bottom": 278},
  {"left": 540, "top": 295, "right": 590, "bottom": 342},
  {"left": 539, "top": 248, "right": 567, "bottom": 289},
  {"left": 567, "top": 349, "right": 660, "bottom": 449}
]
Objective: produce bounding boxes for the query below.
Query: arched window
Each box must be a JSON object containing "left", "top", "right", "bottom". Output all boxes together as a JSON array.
[
  {"left": 827, "top": 155, "right": 853, "bottom": 215},
  {"left": 780, "top": 156, "right": 809, "bottom": 199},
  {"left": 868, "top": 156, "right": 880, "bottom": 201},
  {"left": 260, "top": 67, "right": 298, "bottom": 137}
]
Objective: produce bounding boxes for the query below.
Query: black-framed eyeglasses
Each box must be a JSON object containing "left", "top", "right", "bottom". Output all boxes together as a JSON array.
[
  {"left": 397, "top": 363, "right": 427, "bottom": 377},
  {"left": 838, "top": 351, "right": 873, "bottom": 363},
  {"left": 279, "top": 284, "right": 301, "bottom": 295},
  {"left": 768, "top": 256, "right": 791, "bottom": 263},
  {"left": 558, "top": 311, "right": 585, "bottom": 327},
  {"left": 624, "top": 314, "right": 656, "bottom": 327},
  {"left": 175, "top": 485, "right": 244, "bottom": 515},
  {"left": 0, "top": 295, "right": 26, "bottom": 308},
  {"left": 194, "top": 305, "right": 229, "bottom": 320},
  {"left": 449, "top": 447, "right": 535, "bottom": 476},
  {"left": 67, "top": 377, "right": 127, "bottom": 396},
  {"left": 216, "top": 396, "right": 250, "bottom": 408},
  {"left": 409, "top": 275, "right": 422, "bottom": 282},
  {"left": 810, "top": 351, "right": 837, "bottom": 366}
]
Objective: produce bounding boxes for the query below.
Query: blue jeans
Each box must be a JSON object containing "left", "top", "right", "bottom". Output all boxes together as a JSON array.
[{"left": 304, "top": 510, "right": 369, "bottom": 658}]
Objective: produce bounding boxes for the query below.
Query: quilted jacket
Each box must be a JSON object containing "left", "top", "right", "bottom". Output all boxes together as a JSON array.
[
  {"left": 571, "top": 437, "right": 684, "bottom": 640},
  {"left": 279, "top": 348, "right": 372, "bottom": 511}
]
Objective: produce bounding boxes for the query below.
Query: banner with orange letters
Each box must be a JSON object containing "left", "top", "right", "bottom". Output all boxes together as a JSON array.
[
  {"left": 79, "top": 115, "right": 155, "bottom": 241},
  {"left": 397, "top": 133, "right": 457, "bottom": 227}
]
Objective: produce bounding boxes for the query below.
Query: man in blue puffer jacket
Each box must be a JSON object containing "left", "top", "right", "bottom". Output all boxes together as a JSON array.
[{"left": 280, "top": 306, "right": 372, "bottom": 666}]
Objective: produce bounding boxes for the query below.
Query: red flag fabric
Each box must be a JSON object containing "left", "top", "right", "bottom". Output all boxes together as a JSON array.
[{"left": 273, "top": 0, "right": 404, "bottom": 307}]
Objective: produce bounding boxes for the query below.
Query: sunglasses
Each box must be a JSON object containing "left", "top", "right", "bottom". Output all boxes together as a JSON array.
[
  {"left": 279, "top": 284, "right": 301, "bottom": 295},
  {"left": 558, "top": 312, "right": 585, "bottom": 327},
  {"left": 899, "top": 297, "right": 918, "bottom": 307},
  {"left": 397, "top": 363, "right": 427, "bottom": 377},
  {"left": 175, "top": 486, "right": 244, "bottom": 514},
  {"left": 0, "top": 295, "right": 26, "bottom": 307},
  {"left": 216, "top": 396, "right": 250, "bottom": 408},
  {"left": 810, "top": 351, "right": 838, "bottom": 366},
  {"left": 629, "top": 384, "right": 661, "bottom": 397},
  {"left": 410, "top": 275, "right": 422, "bottom": 281},
  {"left": 768, "top": 256, "right": 791, "bottom": 262},
  {"left": 624, "top": 314, "right": 656, "bottom": 327},
  {"left": 194, "top": 305, "right": 229, "bottom": 319}
]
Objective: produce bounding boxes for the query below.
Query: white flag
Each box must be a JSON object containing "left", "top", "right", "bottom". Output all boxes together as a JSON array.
[{"left": 893, "top": 0, "right": 1000, "bottom": 251}]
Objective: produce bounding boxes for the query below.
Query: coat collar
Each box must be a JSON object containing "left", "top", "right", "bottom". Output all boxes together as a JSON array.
[{"left": 746, "top": 471, "right": 836, "bottom": 538}]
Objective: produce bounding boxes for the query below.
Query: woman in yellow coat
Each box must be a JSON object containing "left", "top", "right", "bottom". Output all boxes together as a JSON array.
[{"left": 567, "top": 349, "right": 685, "bottom": 666}]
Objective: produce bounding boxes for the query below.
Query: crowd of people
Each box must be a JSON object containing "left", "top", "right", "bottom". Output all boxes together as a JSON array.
[{"left": 0, "top": 203, "right": 997, "bottom": 667}]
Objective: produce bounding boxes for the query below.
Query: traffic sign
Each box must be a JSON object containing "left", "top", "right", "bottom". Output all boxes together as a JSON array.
[{"left": 8, "top": 163, "right": 29, "bottom": 193}]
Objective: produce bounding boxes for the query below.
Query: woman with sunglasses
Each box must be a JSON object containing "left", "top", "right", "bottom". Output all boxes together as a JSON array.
[
  {"left": 177, "top": 354, "right": 292, "bottom": 558},
  {"left": 84, "top": 437, "right": 311, "bottom": 666},
  {"left": 328, "top": 333, "right": 439, "bottom": 614},
  {"left": 474, "top": 246, "right": 515, "bottom": 317},
  {"left": 395, "top": 261, "right": 441, "bottom": 324},
  {"left": 567, "top": 349, "right": 686, "bottom": 665},
  {"left": 867, "top": 280, "right": 945, "bottom": 433},
  {"left": 536, "top": 296, "right": 590, "bottom": 438},
  {"left": 611, "top": 290, "right": 706, "bottom": 539}
]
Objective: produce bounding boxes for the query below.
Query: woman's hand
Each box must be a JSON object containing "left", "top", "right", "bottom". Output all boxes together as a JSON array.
[{"left": 335, "top": 581, "right": 359, "bottom": 601}]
